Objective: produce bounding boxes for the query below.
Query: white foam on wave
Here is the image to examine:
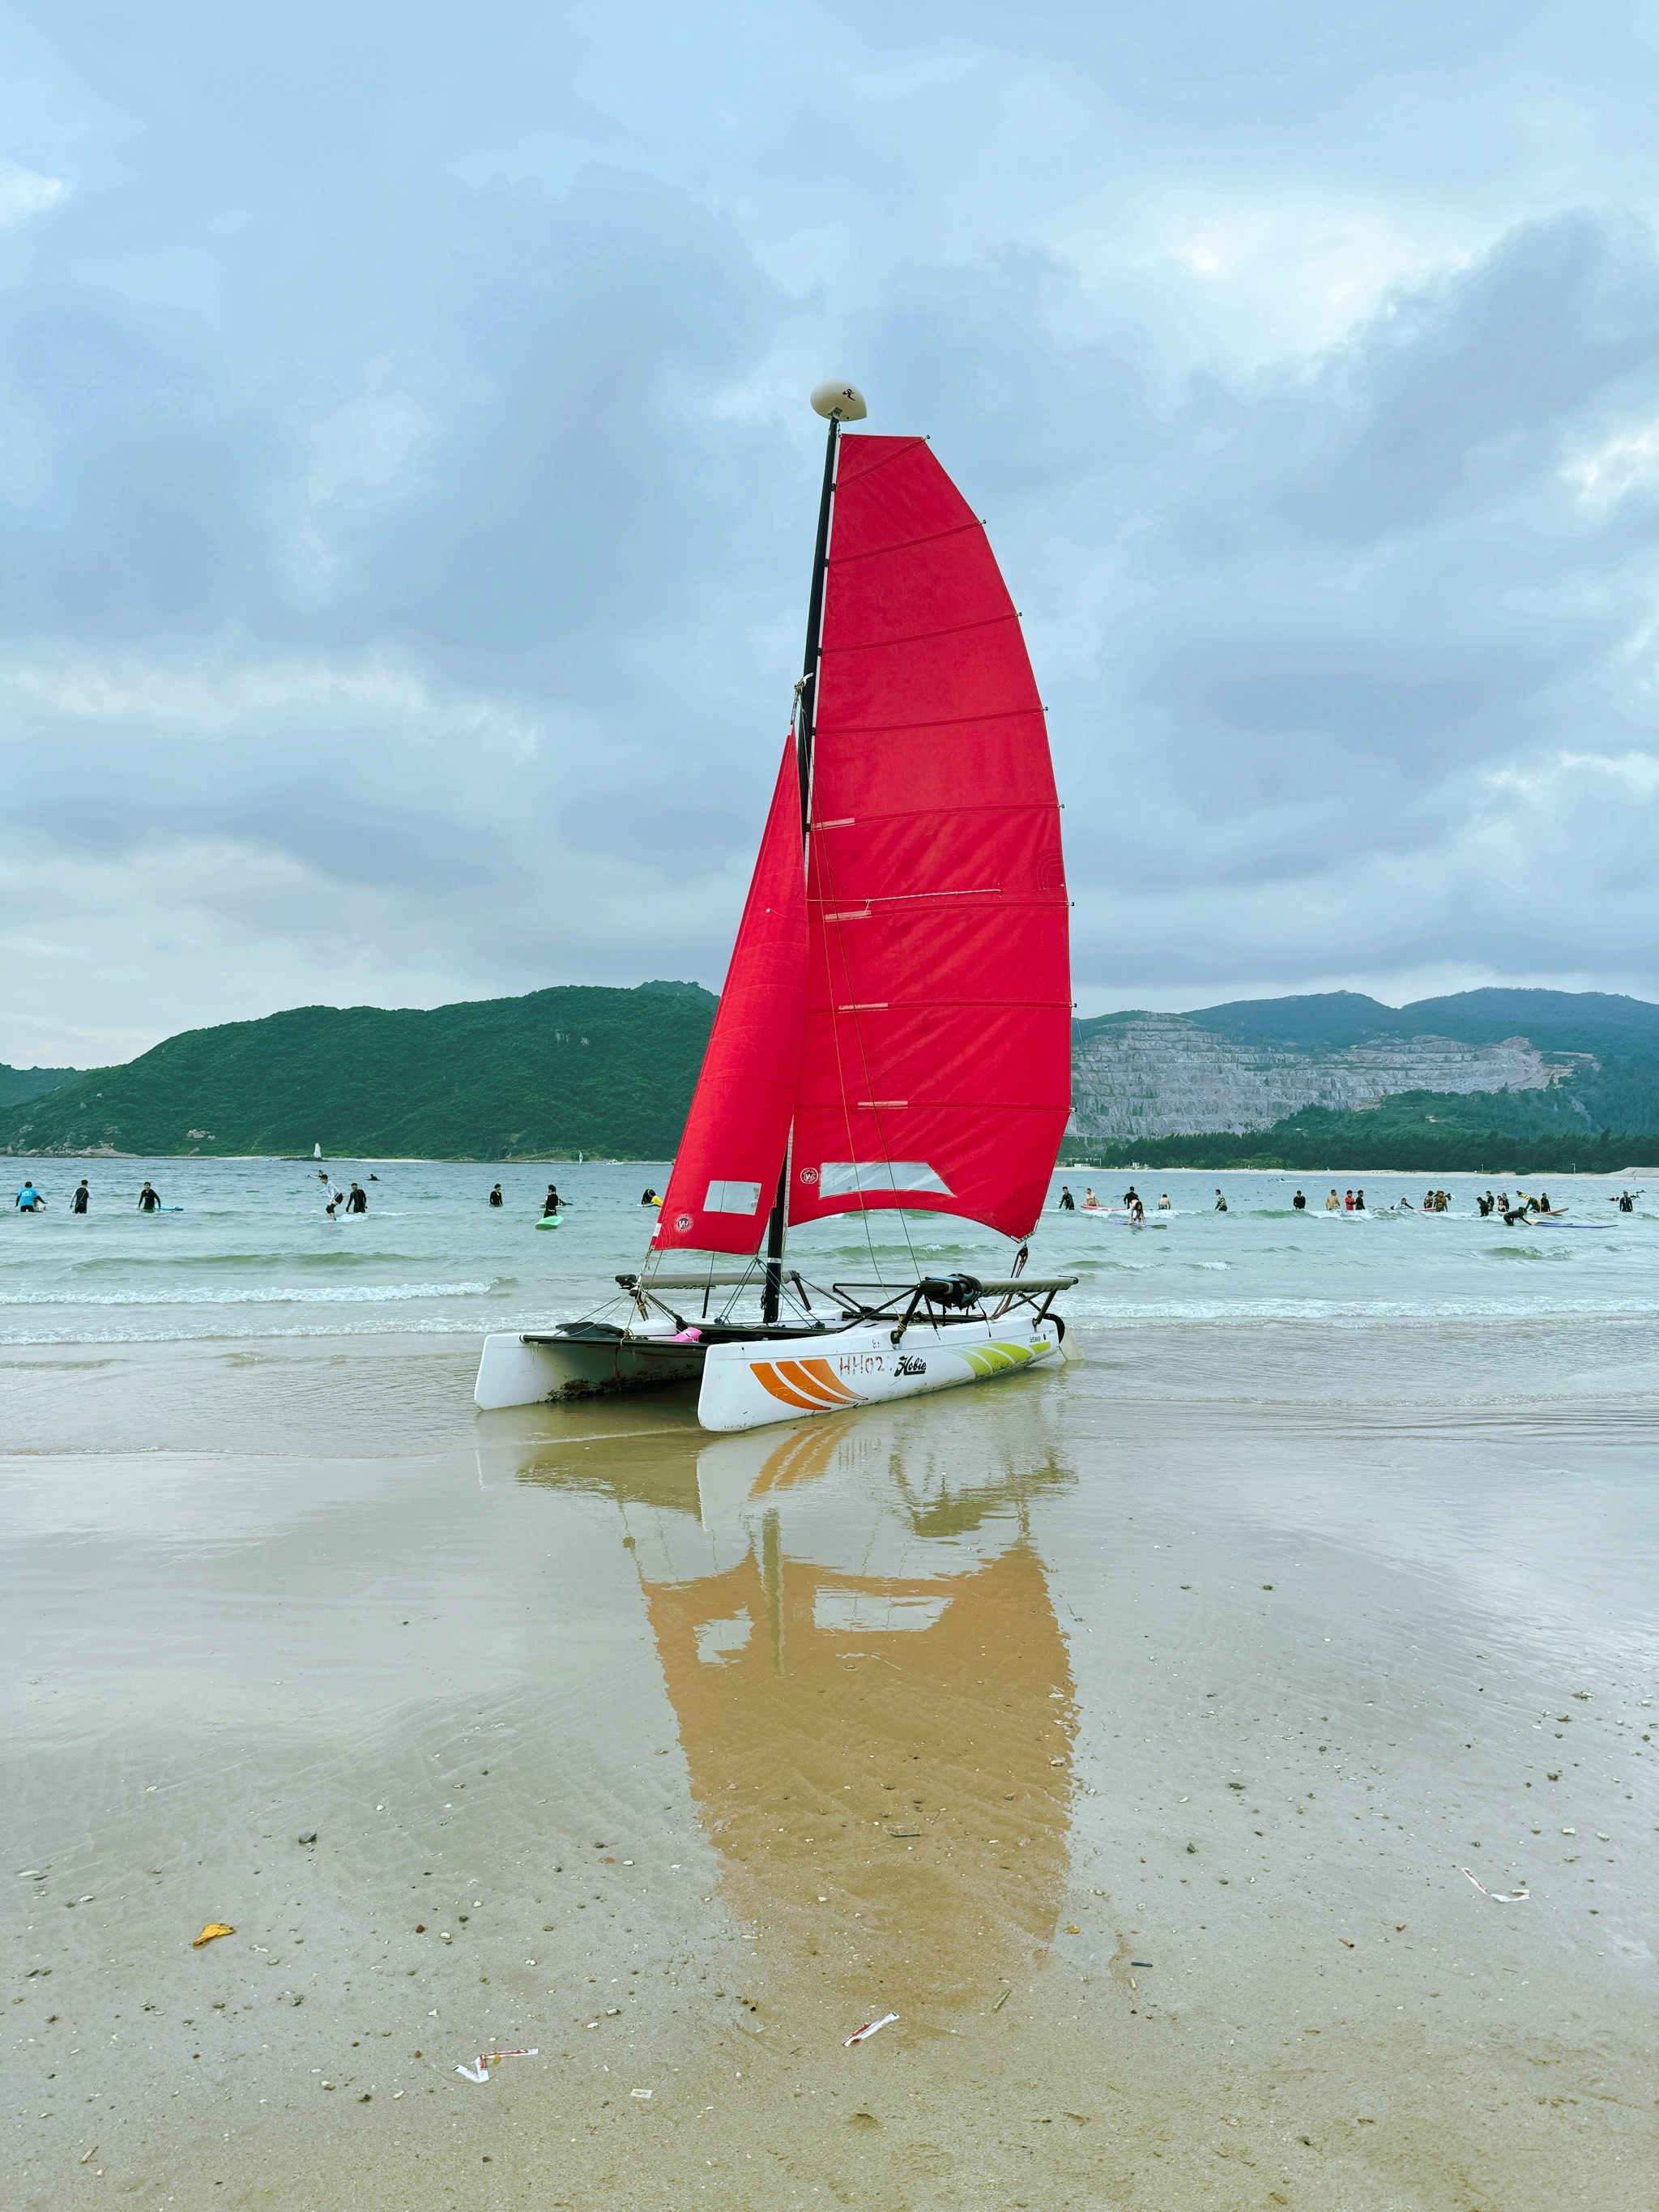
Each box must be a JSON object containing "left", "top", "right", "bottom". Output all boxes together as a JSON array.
[
  {"left": 0, "top": 1279, "right": 506, "bottom": 1309},
  {"left": 1068, "top": 1293, "right": 1659, "bottom": 1324}
]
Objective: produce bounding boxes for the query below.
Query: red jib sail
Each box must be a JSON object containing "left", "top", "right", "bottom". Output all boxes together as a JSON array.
[
  {"left": 788, "top": 433, "right": 1070, "bottom": 1241},
  {"left": 652, "top": 741, "right": 808, "bottom": 1253}
]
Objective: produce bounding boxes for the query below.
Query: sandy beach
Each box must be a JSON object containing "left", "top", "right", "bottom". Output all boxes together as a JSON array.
[{"left": 6, "top": 1303, "right": 1656, "bottom": 2210}]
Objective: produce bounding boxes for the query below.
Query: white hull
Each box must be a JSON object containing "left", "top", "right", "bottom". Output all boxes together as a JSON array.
[
  {"left": 696, "top": 1313, "right": 1068, "bottom": 1433},
  {"left": 474, "top": 1324, "right": 704, "bottom": 1409}
]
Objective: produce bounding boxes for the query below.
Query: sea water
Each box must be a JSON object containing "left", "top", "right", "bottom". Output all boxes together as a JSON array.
[
  {"left": 2, "top": 1156, "right": 1654, "bottom": 1350},
  {"left": 6, "top": 1155, "right": 1657, "bottom": 2205}
]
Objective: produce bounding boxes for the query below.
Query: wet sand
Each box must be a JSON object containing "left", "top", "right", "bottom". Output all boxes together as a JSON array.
[{"left": 5, "top": 1325, "right": 1657, "bottom": 2208}]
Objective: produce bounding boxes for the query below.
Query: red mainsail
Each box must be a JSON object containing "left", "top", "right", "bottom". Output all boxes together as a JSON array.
[
  {"left": 787, "top": 433, "right": 1070, "bottom": 1240},
  {"left": 652, "top": 740, "right": 808, "bottom": 1253}
]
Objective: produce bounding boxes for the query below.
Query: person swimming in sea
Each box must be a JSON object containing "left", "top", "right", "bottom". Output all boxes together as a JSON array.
[
  {"left": 1213, "top": 1189, "right": 1228, "bottom": 1212},
  {"left": 1157, "top": 1193, "right": 1171, "bottom": 1211},
  {"left": 1354, "top": 1188, "right": 1367, "bottom": 1212},
  {"left": 345, "top": 1182, "right": 367, "bottom": 1214},
  {"left": 138, "top": 1181, "right": 160, "bottom": 1212},
  {"left": 1291, "top": 1189, "right": 1306, "bottom": 1210},
  {"left": 1324, "top": 1189, "right": 1340, "bottom": 1211},
  {"left": 1082, "top": 1187, "right": 1098, "bottom": 1210},
  {"left": 640, "top": 1187, "right": 659, "bottom": 1206},
  {"left": 488, "top": 1182, "right": 503, "bottom": 1206},
  {"left": 1056, "top": 1185, "right": 1075, "bottom": 1210},
  {"left": 70, "top": 1178, "right": 89, "bottom": 1214},
  {"left": 15, "top": 1179, "right": 45, "bottom": 1211},
  {"left": 543, "top": 1185, "right": 561, "bottom": 1218}
]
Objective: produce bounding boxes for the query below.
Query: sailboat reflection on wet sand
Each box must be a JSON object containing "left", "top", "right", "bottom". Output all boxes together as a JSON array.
[{"left": 508, "top": 1399, "right": 1079, "bottom": 2021}]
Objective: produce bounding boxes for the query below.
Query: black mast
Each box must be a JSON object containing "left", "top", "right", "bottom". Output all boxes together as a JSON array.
[{"left": 761, "top": 410, "right": 841, "bottom": 1325}]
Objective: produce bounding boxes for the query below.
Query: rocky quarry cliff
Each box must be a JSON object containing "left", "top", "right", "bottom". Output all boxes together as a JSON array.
[{"left": 1068, "top": 1006, "right": 1582, "bottom": 1144}]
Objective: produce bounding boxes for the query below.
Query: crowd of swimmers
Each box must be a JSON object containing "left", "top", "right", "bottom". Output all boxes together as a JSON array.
[
  {"left": 1056, "top": 1184, "right": 1173, "bottom": 1219},
  {"left": 1054, "top": 1179, "right": 1647, "bottom": 1221},
  {"left": 13, "top": 1176, "right": 154, "bottom": 1213}
]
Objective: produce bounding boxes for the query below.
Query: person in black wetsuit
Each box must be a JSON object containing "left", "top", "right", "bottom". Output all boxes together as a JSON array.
[
  {"left": 488, "top": 1183, "right": 503, "bottom": 1207},
  {"left": 70, "top": 1180, "right": 90, "bottom": 1214},
  {"left": 543, "top": 1185, "right": 561, "bottom": 1218},
  {"left": 640, "top": 1187, "right": 658, "bottom": 1206},
  {"left": 138, "top": 1181, "right": 160, "bottom": 1212},
  {"left": 1292, "top": 1189, "right": 1306, "bottom": 1210},
  {"left": 1057, "top": 1185, "right": 1075, "bottom": 1210},
  {"left": 345, "top": 1182, "right": 367, "bottom": 1214}
]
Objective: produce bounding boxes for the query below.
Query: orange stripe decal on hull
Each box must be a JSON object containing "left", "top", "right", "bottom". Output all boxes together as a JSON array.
[
  {"left": 779, "top": 1357, "right": 859, "bottom": 1404},
  {"left": 751, "top": 1364, "right": 828, "bottom": 1410}
]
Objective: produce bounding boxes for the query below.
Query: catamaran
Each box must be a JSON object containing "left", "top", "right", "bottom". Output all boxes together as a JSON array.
[{"left": 475, "top": 381, "right": 1077, "bottom": 1433}]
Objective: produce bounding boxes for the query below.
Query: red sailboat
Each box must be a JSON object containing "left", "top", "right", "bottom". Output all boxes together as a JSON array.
[{"left": 476, "top": 382, "right": 1077, "bottom": 1432}]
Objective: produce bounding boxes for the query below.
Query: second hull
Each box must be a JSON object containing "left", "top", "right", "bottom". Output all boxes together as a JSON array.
[{"left": 697, "top": 1315, "right": 1066, "bottom": 1433}]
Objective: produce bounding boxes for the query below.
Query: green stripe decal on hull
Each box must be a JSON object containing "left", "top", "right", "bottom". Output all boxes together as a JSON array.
[{"left": 962, "top": 1340, "right": 1042, "bottom": 1378}]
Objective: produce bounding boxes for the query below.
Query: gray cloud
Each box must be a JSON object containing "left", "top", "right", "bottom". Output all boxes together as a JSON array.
[{"left": 2, "top": 2, "right": 1658, "bottom": 1061}]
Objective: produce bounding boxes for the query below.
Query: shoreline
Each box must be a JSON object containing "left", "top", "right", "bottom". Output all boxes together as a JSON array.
[{"left": 6, "top": 1322, "right": 1655, "bottom": 2207}]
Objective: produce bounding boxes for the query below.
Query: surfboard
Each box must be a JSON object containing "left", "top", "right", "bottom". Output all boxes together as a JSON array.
[{"left": 535, "top": 1213, "right": 562, "bottom": 1229}]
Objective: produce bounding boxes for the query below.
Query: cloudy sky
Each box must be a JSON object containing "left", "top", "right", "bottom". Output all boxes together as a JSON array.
[{"left": 4, "top": 1, "right": 1659, "bottom": 1067}]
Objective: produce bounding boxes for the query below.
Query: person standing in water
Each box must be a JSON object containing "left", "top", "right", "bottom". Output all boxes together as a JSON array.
[
  {"left": 15, "top": 1179, "right": 45, "bottom": 1211},
  {"left": 1213, "top": 1189, "right": 1228, "bottom": 1212},
  {"left": 488, "top": 1182, "right": 504, "bottom": 1207},
  {"left": 1157, "top": 1193, "right": 1171, "bottom": 1211},
  {"left": 345, "top": 1181, "right": 367, "bottom": 1214},
  {"left": 70, "top": 1179, "right": 89, "bottom": 1213},
  {"left": 543, "top": 1185, "right": 561, "bottom": 1218},
  {"left": 138, "top": 1181, "right": 160, "bottom": 1212},
  {"left": 1056, "top": 1185, "right": 1076, "bottom": 1210},
  {"left": 1291, "top": 1188, "right": 1307, "bottom": 1210},
  {"left": 1082, "top": 1187, "right": 1098, "bottom": 1210},
  {"left": 1324, "top": 1189, "right": 1341, "bottom": 1211}
]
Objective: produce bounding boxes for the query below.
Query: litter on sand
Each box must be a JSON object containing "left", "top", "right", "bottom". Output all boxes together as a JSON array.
[
  {"left": 1461, "top": 1868, "right": 1529, "bottom": 1902},
  {"left": 191, "top": 1922, "right": 235, "bottom": 1947},
  {"left": 992, "top": 1986, "right": 1012, "bottom": 2012},
  {"left": 843, "top": 2012, "right": 898, "bottom": 2047},
  {"left": 455, "top": 2047, "right": 539, "bottom": 2082}
]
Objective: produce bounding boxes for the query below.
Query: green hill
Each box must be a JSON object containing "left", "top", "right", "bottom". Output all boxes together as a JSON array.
[
  {"left": 0, "top": 982, "right": 715, "bottom": 1161},
  {"left": 0, "top": 1062, "right": 77, "bottom": 1109},
  {"left": 1181, "top": 986, "right": 1659, "bottom": 1060},
  {"left": 1070, "top": 1083, "right": 1658, "bottom": 1174}
]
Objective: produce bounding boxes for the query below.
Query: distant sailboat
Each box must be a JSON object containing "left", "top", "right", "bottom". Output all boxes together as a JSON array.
[
  {"left": 313, "top": 1142, "right": 322, "bottom": 1159},
  {"left": 476, "top": 381, "right": 1076, "bottom": 1432}
]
